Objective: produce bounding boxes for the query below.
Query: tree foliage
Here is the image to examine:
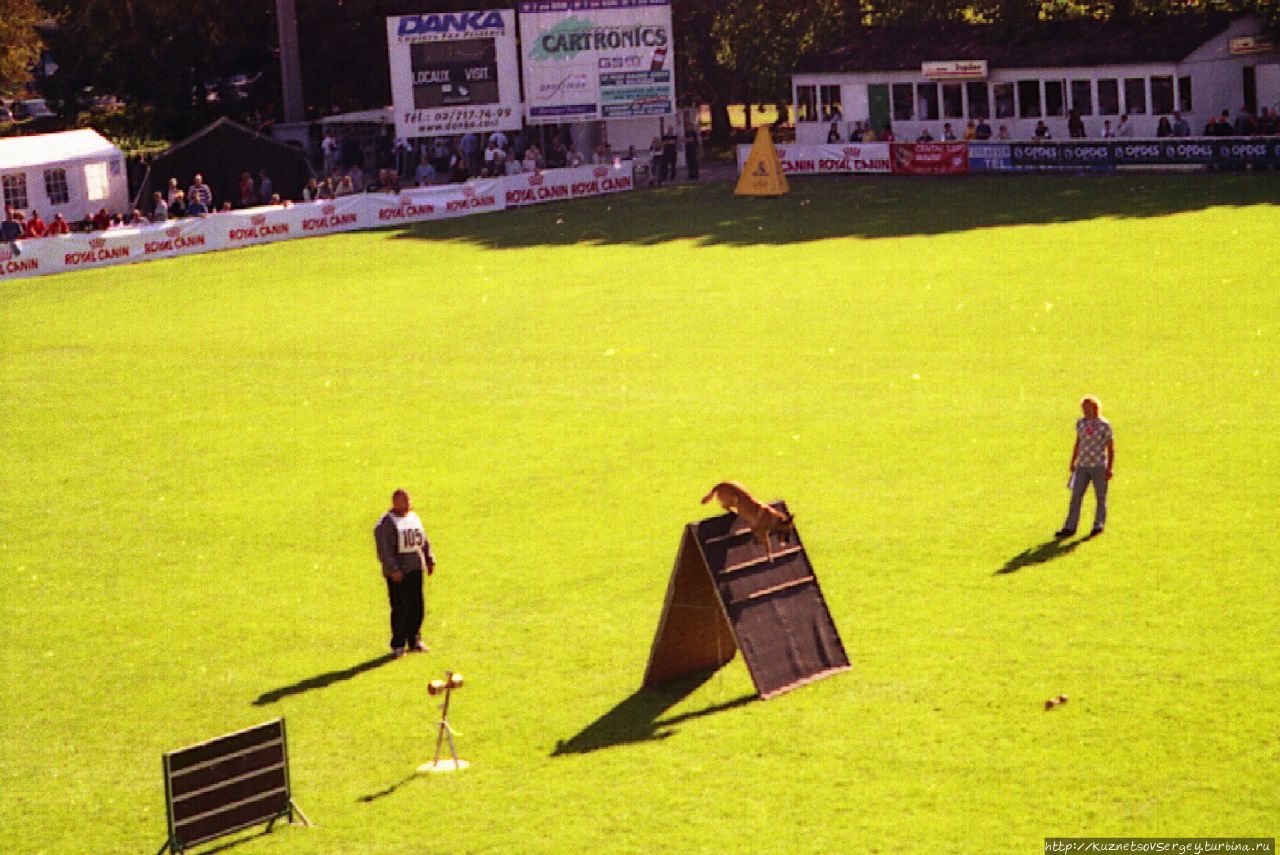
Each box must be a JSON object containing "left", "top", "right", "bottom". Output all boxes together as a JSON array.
[
  {"left": 0, "top": 0, "right": 44, "bottom": 96},
  {"left": 25, "top": 0, "right": 1280, "bottom": 141}
]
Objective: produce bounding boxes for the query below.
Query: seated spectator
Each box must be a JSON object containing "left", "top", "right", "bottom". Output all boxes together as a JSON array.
[
  {"left": 1156, "top": 115, "right": 1173, "bottom": 138},
  {"left": 335, "top": 175, "right": 356, "bottom": 196},
  {"left": 48, "top": 213, "right": 70, "bottom": 235},
  {"left": 1033, "top": 120, "right": 1051, "bottom": 140},
  {"left": 24, "top": 210, "right": 49, "bottom": 238},
  {"left": 318, "top": 177, "right": 337, "bottom": 200},
  {"left": 218, "top": 201, "right": 233, "bottom": 212},
  {"left": 1116, "top": 114, "right": 1133, "bottom": 138},
  {"left": 1234, "top": 106, "right": 1257, "bottom": 136},
  {"left": 522, "top": 146, "right": 540, "bottom": 173},
  {"left": 483, "top": 139, "right": 502, "bottom": 174},
  {"left": 827, "top": 121, "right": 841, "bottom": 143},
  {"left": 1259, "top": 108, "right": 1279, "bottom": 136},
  {"left": 2, "top": 209, "right": 25, "bottom": 250},
  {"left": 1206, "top": 110, "right": 1232, "bottom": 136},
  {"left": 128, "top": 208, "right": 147, "bottom": 226},
  {"left": 942, "top": 123, "right": 957, "bottom": 141},
  {"left": 150, "top": 191, "right": 168, "bottom": 223},
  {"left": 1067, "top": 109, "right": 1085, "bottom": 139},
  {"left": 238, "top": 171, "right": 256, "bottom": 207},
  {"left": 300, "top": 177, "right": 320, "bottom": 201},
  {"left": 974, "top": 118, "right": 992, "bottom": 140},
  {"left": 996, "top": 124, "right": 1010, "bottom": 140},
  {"left": 188, "top": 174, "right": 213, "bottom": 211},
  {"left": 166, "top": 177, "right": 181, "bottom": 205},
  {"left": 258, "top": 169, "right": 273, "bottom": 205},
  {"left": 92, "top": 208, "right": 111, "bottom": 230},
  {"left": 593, "top": 142, "right": 609, "bottom": 164},
  {"left": 269, "top": 193, "right": 284, "bottom": 205},
  {"left": 414, "top": 158, "right": 435, "bottom": 186},
  {"left": 505, "top": 155, "right": 523, "bottom": 176},
  {"left": 916, "top": 128, "right": 934, "bottom": 142},
  {"left": 880, "top": 124, "right": 895, "bottom": 141},
  {"left": 567, "top": 143, "right": 583, "bottom": 167},
  {"left": 1102, "top": 120, "right": 1115, "bottom": 138},
  {"left": 449, "top": 149, "right": 471, "bottom": 183},
  {"left": 169, "top": 191, "right": 187, "bottom": 219},
  {"left": 860, "top": 124, "right": 876, "bottom": 142},
  {"left": 1172, "top": 112, "right": 1191, "bottom": 137},
  {"left": 348, "top": 165, "right": 364, "bottom": 192}
]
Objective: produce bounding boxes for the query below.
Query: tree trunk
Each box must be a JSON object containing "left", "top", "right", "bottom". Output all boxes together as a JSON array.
[{"left": 709, "top": 100, "right": 731, "bottom": 144}]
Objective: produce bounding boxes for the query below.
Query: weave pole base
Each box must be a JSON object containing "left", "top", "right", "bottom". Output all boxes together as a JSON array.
[{"left": 417, "top": 758, "right": 470, "bottom": 774}]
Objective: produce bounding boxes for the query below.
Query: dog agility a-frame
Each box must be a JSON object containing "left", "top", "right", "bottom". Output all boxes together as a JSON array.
[{"left": 643, "top": 502, "right": 850, "bottom": 699}]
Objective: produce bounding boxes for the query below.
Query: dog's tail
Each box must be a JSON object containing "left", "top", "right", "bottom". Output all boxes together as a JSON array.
[{"left": 700, "top": 485, "right": 720, "bottom": 504}]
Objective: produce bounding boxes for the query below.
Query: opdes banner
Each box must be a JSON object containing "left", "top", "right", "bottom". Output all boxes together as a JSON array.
[
  {"left": 518, "top": 0, "right": 674, "bottom": 124},
  {"left": 504, "top": 162, "right": 634, "bottom": 206},
  {"left": 734, "top": 143, "right": 892, "bottom": 175},
  {"left": 890, "top": 142, "right": 968, "bottom": 175},
  {"left": 387, "top": 10, "right": 522, "bottom": 137}
]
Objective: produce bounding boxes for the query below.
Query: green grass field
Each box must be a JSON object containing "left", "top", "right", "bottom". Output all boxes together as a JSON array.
[{"left": 2, "top": 173, "right": 1278, "bottom": 854}]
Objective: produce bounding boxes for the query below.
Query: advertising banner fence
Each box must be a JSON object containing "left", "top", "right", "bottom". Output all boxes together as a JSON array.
[
  {"left": 517, "top": 0, "right": 675, "bottom": 124},
  {"left": 3, "top": 166, "right": 635, "bottom": 281},
  {"left": 387, "top": 10, "right": 523, "bottom": 138},
  {"left": 890, "top": 142, "right": 968, "bottom": 175},
  {"left": 734, "top": 143, "right": 892, "bottom": 175}
]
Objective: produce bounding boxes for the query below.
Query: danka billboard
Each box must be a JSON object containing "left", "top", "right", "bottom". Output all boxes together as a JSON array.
[
  {"left": 387, "top": 10, "right": 523, "bottom": 138},
  {"left": 517, "top": 0, "right": 675, "bottom": 124}
]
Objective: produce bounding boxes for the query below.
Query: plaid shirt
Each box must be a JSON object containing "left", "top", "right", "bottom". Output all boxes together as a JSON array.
[{"left": 1076, "top": 417, "right": 1113, "bottom": 468}]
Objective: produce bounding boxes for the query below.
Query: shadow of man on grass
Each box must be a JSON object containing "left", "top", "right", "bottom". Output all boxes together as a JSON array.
[
  {"left": 996, "top": 533, "right": 1098, "bottom": 575},
  {"left": 552, "top": 669, "right": 755, "bottom": 756},
  {"left": 253, "top": 654, "right": 395, "bottom": 706}
]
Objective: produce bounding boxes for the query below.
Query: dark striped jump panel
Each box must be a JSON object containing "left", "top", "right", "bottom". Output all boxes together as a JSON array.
[{"left": 159, "top": 718, "right": 306, "bottom": 853}]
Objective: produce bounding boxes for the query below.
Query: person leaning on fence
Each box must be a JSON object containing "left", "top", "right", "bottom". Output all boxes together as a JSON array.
[
  {"left": 1, "top": 208, "right": 23, "bottom": 254},
  {"left": 374, "top": 489, "right": 435, "bottom": 658},
  {"left": 48, "top": 213, "right": 69, "bottom": 235},
  {"left": 1056, "top": 396, "right": 1115, "bottom": 540}
]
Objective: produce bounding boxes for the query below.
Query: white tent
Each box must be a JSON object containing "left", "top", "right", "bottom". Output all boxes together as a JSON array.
[{"left": 0, "top": 129, "right": 128, "bottom": 223}]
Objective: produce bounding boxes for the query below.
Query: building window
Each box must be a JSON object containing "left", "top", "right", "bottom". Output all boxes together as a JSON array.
[
  {"left": 994, "top": 82, "right": 1015, "bottom": 118},
  {"left": 1070, "top": 80, "right": 1093, "bottom": 115},
  {"left": 1098, "top": 78, "right": 1120, "bottom": 115},
  {"left": 1178, "top": 76, "right": 1193, "bottom": 113},
  {"left": 796, "top": 85, "right": 817, "bottom": 122},
  {"left": 43, "top": 168, "right": 70, "bottom": 205},
  {"left": 966, "top": 81, "right": 990, "bottom": 118},
  {"left": 942, "top": 83, "right": 963, "bottom": 119},
  {"left": 892, "top": 83, "right": 914, "bottom": 121},
  {"left": 1150, "top": 76, "right": 1175, "bottom": 114},
  {"left": 1, "top": 174, "right": 29, "bottom": 211},
  {"left": 1017, "top": 79, "right": 1041, "bottom": 117},
  {"left": 916, "top": 83, "right": 939, "bottom": 120},
  {"left": 1124, "top": 77, "right": 1147, "bottom": 114},
  {"left": 1045, "top": 80, "right": 1065, "bottom": 116},
  {"left": 85, "top": 161, "right": 110, "bottom": 201},
  {"left": 819, "top": 84, "right": 842, "bottom": 121}
]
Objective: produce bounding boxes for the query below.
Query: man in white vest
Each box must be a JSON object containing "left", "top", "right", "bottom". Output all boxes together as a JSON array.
[{"left": 374, "top": 489, "right": 436, "bottom": 658}]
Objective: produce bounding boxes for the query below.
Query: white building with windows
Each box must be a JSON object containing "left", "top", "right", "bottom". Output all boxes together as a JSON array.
[
  {"left": 792, "top": 15, "right": 1279, "bottom": 142},
  {"left": 0, "top": 129, "right": 128, "bottom": 223}
]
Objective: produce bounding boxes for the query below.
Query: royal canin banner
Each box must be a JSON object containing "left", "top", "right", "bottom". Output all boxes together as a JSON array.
[
  {"left": 735, "top": 143, "right": 892, "bottom": 175},
  {"left": 890, "top": 142, "right": 968, "bottom": 175},
  {"left": 2, "top": 168, "right": 635, "bottom": 280},
  {"left": 504, "top": 162, "right": 634, "bottom": 206}
]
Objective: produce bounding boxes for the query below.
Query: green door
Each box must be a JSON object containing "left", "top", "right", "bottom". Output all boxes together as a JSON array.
[{"left": 868, "top": 84, "right": 890, "bottom": 136}]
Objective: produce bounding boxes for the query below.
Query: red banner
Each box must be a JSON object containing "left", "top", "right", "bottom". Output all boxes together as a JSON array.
[{"left": 890, "top": 142, "right": 969, "bottom": 175}]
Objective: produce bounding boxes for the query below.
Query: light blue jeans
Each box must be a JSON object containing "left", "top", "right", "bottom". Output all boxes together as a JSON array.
[{"left": 1064, "top": 466, "right": 1108, "bottom": 531}]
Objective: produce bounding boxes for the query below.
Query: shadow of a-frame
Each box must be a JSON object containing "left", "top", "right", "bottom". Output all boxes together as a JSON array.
[
  {"left": 253, "top": 654, "right": 395, "bottom": 706},
  {"left": 552, "top": 669, "right": 756, "bottom": 756}
]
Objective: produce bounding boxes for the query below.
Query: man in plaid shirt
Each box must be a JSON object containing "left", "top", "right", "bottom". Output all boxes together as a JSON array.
[{"left": 1056, "top": 396, "right": 1115, "bottom": 539}]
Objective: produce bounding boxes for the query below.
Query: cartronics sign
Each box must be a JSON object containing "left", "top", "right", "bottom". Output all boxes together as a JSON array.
[
  {"left": 517, "top": 0, "right": 675, "bottom": 123},
  {"left": 387, "top": 9, "right": 522, "bottom": 137}
]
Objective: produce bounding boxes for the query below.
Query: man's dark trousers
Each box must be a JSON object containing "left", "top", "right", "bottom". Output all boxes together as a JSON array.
[{"left": 385, "top": 569, "right": 424, "bottom": 649}]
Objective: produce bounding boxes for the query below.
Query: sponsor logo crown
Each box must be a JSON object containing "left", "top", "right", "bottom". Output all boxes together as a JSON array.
[
  {"left": 322, "top": 204, "right": 337, "bottom": 215},
  {"left": 165, "top": 226, "right": 181, "bottom": 238},
  {"left": 251, "top": 214, "right": 267, "bottom": 226},
  {"left": 528, "top": 174, "right": 544, "bottom": 186},
  {"left": 593, "top": 166, "right": 609, "bottom": 178},
  {"left": 89, "top": 237, "right": 106, "bottom": 249}
]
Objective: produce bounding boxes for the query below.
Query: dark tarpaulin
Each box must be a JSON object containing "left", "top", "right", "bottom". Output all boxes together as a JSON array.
[{"left": 134, "top": 117, "right": 313, "bottom": 211}]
